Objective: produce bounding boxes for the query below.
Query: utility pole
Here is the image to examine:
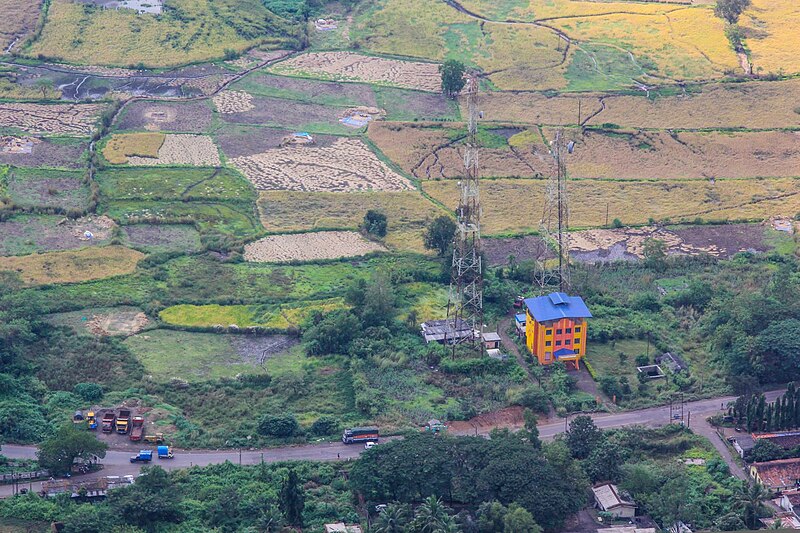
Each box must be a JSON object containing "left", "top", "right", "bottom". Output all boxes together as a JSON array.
[{"left": 445, "top": 74, "right": 483, "bottom": 357}]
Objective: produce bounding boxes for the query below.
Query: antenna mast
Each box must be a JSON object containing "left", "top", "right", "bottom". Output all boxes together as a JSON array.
[
  {"left": 535, "top": 129, "right": 571, "bottom": 292},
  {"left": 445, "top": 74, "right": 483, "bottom": 355}
]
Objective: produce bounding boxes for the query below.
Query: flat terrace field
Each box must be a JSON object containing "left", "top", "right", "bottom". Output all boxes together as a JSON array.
[
  {"left": 4, "top": 167, "right": 90, "bottom": 211},
  {"left": 424, "top": 177, "right": 800, "bottom": 234},
  {"left": 0, "top": 245, "right": 143, "bottom": 286},
  {"left": 116, "top": 101, "right": 214, "bottom": 133},
  {"left": 0, "top": 0, "right": 43, "bottom": 52},
  {"left": 24, "top": 0, "right": 298, "bottom": 67},
  {"left": 0, "top": 137, "right": 88, "bottom": 169},
  {"left": 0, "top": 214, "right": 115, "bottom": 256},
  {"left": 0, "top": 103, "right": 103, "bottom": 136}
]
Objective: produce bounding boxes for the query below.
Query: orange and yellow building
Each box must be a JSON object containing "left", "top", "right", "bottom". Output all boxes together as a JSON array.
[{"left": 524, "top": 292, "right": 592, "bottom": 369}]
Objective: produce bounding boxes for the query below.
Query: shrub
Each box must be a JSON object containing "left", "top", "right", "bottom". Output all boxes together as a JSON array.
[
  {"left": 508, "top": 386, "right": 551, "bottom": 412},
  {"left": 73, "top": 382, "right": 104, "bottom": 403},
  {"left": 310, "top": 416, "right": 340, "bottom": 437},
  {"left": 258, "top": 413, "right": 299, "bottom": 437},
  {"left": 583, "top": 359, "right": 598, "bottom": 380}
]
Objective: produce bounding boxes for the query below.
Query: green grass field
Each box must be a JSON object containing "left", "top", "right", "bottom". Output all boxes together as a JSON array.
[
  {"left": 5, "top": 167, "right": 89, "bottom": 211},
  {"left": 96, "top": 167, "right": 255, "bottom": 203},
  {"left": 159, "top": 298, "right": 347, "bottom": 329}
]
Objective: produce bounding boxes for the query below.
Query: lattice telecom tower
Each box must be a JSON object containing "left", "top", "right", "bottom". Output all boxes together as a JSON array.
[
  {"left": 445, "top": 74, "right": 483, "bottom": 354},
  {"left": 534, "top": 129, "right": 572, "bottom": 293}
]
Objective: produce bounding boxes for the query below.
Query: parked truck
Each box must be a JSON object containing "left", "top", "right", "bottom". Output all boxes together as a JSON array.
[
  {"left": 86, "top": 411, "right": 97, "bottom": 430},
  {"left": 342, "top": 426, "right": 379, "bottom": 444},
  {"left": 129, "top": 416, "right": 144, "bottom": 441},
  {"left": 144, "top": 433, "right": 164, "bottom": 445},
  {"left": 129, "top": 450, "right": 152, "bottom": 463},
  {"left": 101, "top": 412, "right": 116, "bottom": 433},
  {"left": 157, "top": 446, "right": 174, "bottom": 459},
  {"left": 72, "top": 411, "right": 84, "bottom": 424},
  {"left": 116, "top": 409, "right": 131, "bottom": 435}
]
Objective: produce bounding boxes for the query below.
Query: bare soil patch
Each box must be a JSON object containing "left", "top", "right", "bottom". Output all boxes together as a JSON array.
[
  {"left": 216, "top": 125, "right": 338, "bottom": 158},
  {"left": 448, "top": 406, "right": 526, "bottom": 435},
  {"left": 0, "top": 103, "right": 103, "bottom": 135},
  {"left": 117, "top": 101, "right": 213, "bottom": 133},
  {"left": 243, "top": 231, "right": 386, "bottom": 262},
  {"left": 212, "top": 90, "right": 255, "bottom": 114},
  {"left": 0, "top": 214, "right": 115, "bottom": 256},
  {"left": 0, "top": 137, "right": 87, "bottom": 169},
  {"left": 123, "top": 224, "right": 202, "bottom": 253},
  {"left": 230, "top": 138, "right": 413, "bottom": 192},
  {"left": 271, "top": 51, "right": 442, "bottom": 92},
  {"left": 47, "top": 306, "right": 149, "bottom": 337},
  {"left": 220, "top": 95, "right": 343, "bottom": 129},
  {"left": 127, "top": 134, "right": 221, "bottom": 166},
  {"left": 240, "top": 73, "right": 378, "bottom": 107},
  {"left": 0, "top": 0, "right": 43, "bottom": 52},
  {"left": 228, "top": 334, "right": 299, "bottom": 364},
  {"left": 483, "top": 235, "right": 553, "bottom": 267}
]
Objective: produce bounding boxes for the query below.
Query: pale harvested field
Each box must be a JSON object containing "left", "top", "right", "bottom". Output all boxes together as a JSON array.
[
  {"left": 271, "top": 51, "right": 442, "bottom": 92},
  {"left": 546, "top": 129, "right": 800, "bottom": 180},
  {"left": 0, "top": 245, "right": 144, "bottom": 286},
  {"left": 243, "top": 231, "right": 386, "bottom": 262},
  {"left": 0, "top": 103, "right": 103, "bottom": 135},
  {"left": 257, "top": 190, "right": 446, "bottom": 252},
  {"left": 0, "top": 0, "right": 42, "bottom": 52},
  {"left": 212, "top": 90, "right": 255, "bottom": 114},
  {"left": 741, "top": 0, "right": 800, "bottom": 75},
  {"left": 476, "top": 78, "right": 800, "bottom": 129},
  {"left": 230, "top": 138, "right": 413, "bottom": 192},
  {"left": 424, "top": 178, "right": 800, "bottom": 234},
  {"left": 127, "top": 134, "right": 221, "bottom": 166}
]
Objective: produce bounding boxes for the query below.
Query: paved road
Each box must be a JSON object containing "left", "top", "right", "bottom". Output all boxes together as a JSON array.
[{"left": 1, "top": 390, "right": 784, "bottom": 497}]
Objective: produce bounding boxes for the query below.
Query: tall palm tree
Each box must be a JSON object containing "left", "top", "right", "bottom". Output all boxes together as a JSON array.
[
  {"left": 736, "top": 481, "right": 769, "bottom": 529},
  {"left": 374, "top": 502, "right": 411, "bottom": 533},
  {"left": 412, "top": 496, "right": 456, "bottom": 533}
]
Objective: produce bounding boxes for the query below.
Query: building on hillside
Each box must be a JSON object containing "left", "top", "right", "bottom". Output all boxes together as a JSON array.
[
  {"left": 324, "top": 524, "right": 363, "bottom": 533},
  {"left": 592, "top": 483, "right": 637, "bottom": 518},
  {"left": 482, "top": 331, "right": 501, "bottom": 350},
  {"left": 726, "top": 432, "right": 756, "bottom": 458},
  {"left": 779, "top": 489, "right": 800, "bottom": 516},
  {"left": 420, "top": 319, "right": 475, "bottom": 345},
  {"left": 524, "top": 292, "right": 592, "bottom": 368},
  {"left": 514, "top": 313, "right": 526, "bottom": 337},
  {"left": 750, "top": 458, "right": 800, "bottom": 490},
  {"left": 753, "top": 430, "right": 800, "bottom": 450}
]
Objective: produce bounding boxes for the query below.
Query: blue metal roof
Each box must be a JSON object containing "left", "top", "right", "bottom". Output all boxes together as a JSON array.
[
  {"left": 514, "top": 313, "right": 527, "bottom": 323},
  {"left": 524, "top": 292, "right": 592, "bottom": 322},
  {"left": 554, "top": 348, "right": 576, "bottom": 358}
]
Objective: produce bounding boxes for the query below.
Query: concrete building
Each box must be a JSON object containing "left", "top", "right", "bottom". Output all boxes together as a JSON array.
[
  {"left": 593, "top": 483, "right": 637, "bottom": 519},
  {"left": 525, "top": 292, "right": 592, "bottom": 368},
  {"left": 750, "top": 458, "right": 800, "bottom": 490}
]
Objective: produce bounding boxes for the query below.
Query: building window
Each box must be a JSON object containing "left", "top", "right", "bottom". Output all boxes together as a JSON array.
[
  {"left": 566, "top": 328, "right": 572, "bottom": 333},
  {"left": 556, "top": 329, "right": 563, "bottom": 334},
  {"left": 546, "top": 329, "right": 552, "bottom": 335},
  {"left": 545, "top": 341, "right": 552, "bottom": 346},
  {"left": 575, "top": 327, "right": 581, "bottom": 333},
  {"left": 565, "top": 339, "right": 571, "bottom": 345},
  {"left": 574, "top": 339, "right": 580, "bottom": 345},
  {"left": 545, "top": 352, "right": 551, "bottom": 361},
  {"left": 555, "top": 340, "right": 562, "bottom": 346}
]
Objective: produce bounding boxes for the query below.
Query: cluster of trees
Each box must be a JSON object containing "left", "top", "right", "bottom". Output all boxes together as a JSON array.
[{"left": 730, "top": 384, "right": 800, "bottom": 433}]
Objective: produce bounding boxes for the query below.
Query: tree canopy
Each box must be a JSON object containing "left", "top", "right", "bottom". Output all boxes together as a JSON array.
[
  {"left": 37, "top": 424, "right": 108, "bottom": 475},
  {"left": 439, "top": 60, "right": 467, "bottom": 98}
]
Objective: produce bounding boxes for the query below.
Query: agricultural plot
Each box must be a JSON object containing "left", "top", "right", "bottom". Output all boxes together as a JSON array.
[
  {"left": 102, "top": 133, "right": 164, "bottom": 164},
  {"left": 0, "top": 103, "right": 103, "bottom": 135},
  {"left": 232, "top": 72, "right": 379, "bottom": 107},
  {"left": 5, "top": 167, "right": 90, "bottom": 211},
  {"left": 212, "top": 91, "right": 255, "bottom": 114},
  {"left": 215, "top": 125, "right": 339, "bottom": 159},
  {"left": 116, "top": 101, "right": 213, "bottom": 133},
  {"left": 458, "top": 0, "right": 675, "bottom": 22},
  {"left": 0, "top": 136, "right": 87, "bottom": 169},
  {"left": 243, "top": 231, "right": 386, "bottom": 263},
  {"left": 219, "top": 95, "right": 352, "bottom": 134},
  {"left": 122, "top": 224, "right": 202, "bottom": 253},
  {"left": 477, "top": 78, "right": 800, "bottom": 129},
  {"left": 257, "top": 190, "right": 446, "bottom": 252},
  {"left": 741, "top": 0, "right": 800, "bottom": 75},
  {"left": 46, "top": 306, "right": 150, "bottom": 336},
  {"left": 159, "top": 298, "right": 347, "bottom": 329},
  {"left": 424, "top": 177, "right": 800, "bottom": 234},
  {"left": 0, "top": 0, "right": 42, "bottom": 52},
  {"left": 97, "top": 167, "right": 254, "bottom": 202},
  {"left": 127, "top": 135, "right": 221, "bottom": 166},
  {"left": 0, "top": 245, "right": 143, "bottom": 286},
  {"left": 0, "top": 214, "right": 114, "bottom": 256},
  {"left": 230, "top": 138, "right": 413, "bottom": 192},
  {"left": 270, "top": 51, "right": 442, "bottom": 92},
  {"left": 25, "top": 0, "right": 299, "bottom": 67},
  {"left": 548, "top": 129, "right": 800, "bottom": 180}
]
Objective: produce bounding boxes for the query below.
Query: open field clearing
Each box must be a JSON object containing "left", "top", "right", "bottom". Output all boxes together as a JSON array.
[
  {"left": 0, "top": 136, "right": 87, "bottom": 169},
  {"left": 0, "top": 245, "right": 143, "bottom": 286},
  {"left": 219, "top": 95, "right": 352, "bottom": 134},
  {"left": 398, "top": 282, "right": 448, "bottom": 322},
  {"left": 126, "top": 134, "right": 222, "bottom": 166},
  {"left": 0, "top": 0, "right": 42, "bottom": 53},
  {"left": 212, "top": 90, "right": 255, "bottom": 114},
  {"left": 159, "top": 298, "right": 346, "bottom": 329},
  {"left": 244, "top": 231, "right": 386, "bottom": 262},
  {"left": 0, "top": 103, "right": 103, "bottom": 135},
  {"left": 230, "top": 138, "right": 413, "bottom": 191},
  {"left": 47, "top": 306, "right": 150, "bottom": 336},
  {"left": 232, "top": 72, "right": 379, "bottom": 107},
  {"left": 122, "top": 224, "right": 202, "bottom": 253},
  {"left": 550, "top": 129, "right": 800, "bottom": 180},
  {"left": 424, "top": 177, "right": 800, "bottom": 234},
  {"left": 104, "top": 200, "right": 261, "bottom": 238},
  {"left": 0, "top": 214, "right": 115, "bottom": 256},
  {"left": 102, "top": 133, "right": 164, "bottom": 164},
  {"left": 97, "top": 167, "right": 254, "bottom": 202},
  {"left": 25, "top": 0, "right": 298, "bottom": 67},
  {"left": 116, "top": 101, "right": 213, "bottom": 133},
  {"left": 6, "top": 167, "right": 90, "bottom": 211},
  {"left": 270, "top": 51, "right": 442, "bottom": 92},
  {"left": 257, "top": 190, "right": 446, "bottom": 252},
  {"left": 369, "top": 122, "right": 555, "bottom": 179},
  {"left": 477, "top": 78, "right": 800, "bottom": 129},
  {"left": 741, "top": 0, "right": 800, "bottom": 75}
]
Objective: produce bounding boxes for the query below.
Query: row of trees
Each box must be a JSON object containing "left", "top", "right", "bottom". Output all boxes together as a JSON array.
[{"left": 731, "top": 383, "right": 800, "bottom": 433}]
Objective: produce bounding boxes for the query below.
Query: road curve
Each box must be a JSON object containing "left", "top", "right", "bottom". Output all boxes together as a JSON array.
[{"left": 0, "top": 390, "right": 784, "bottom": 497}]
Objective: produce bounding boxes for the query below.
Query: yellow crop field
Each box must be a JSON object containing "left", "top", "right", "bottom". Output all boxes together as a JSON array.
[
  {"left": 257, "top": 191, "right": 448, "bottom": 253},
  {"left": 102, "top": 133, "right": 165, "bottom": 165},
  {"left": 26, "top": 0, "right": 296, "bottom": 67},
  {"left": 424, "top": 178, "right": 800, "bottom": 234},
  {"left": 0, "top": 245, "right": 144, "bottom": 286},
  {"left": 159, "top": 298, "right": 347, "bottom": 329},
  {"left": 0, "top": 0, "right": 43, "bottom": 52},
  {"left": 741, "top": 0, "right": 800, "bottom": 75},
  {"left": 458, "top": 0, "right": 675, "bottom": 22}
]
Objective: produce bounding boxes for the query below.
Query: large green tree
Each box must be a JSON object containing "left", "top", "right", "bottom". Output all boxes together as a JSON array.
[
  {"left": 280, "top": 468, "right": 305, "bottom": 527},
  {"left": 424, "top": 216, "right": 456, "bottom": 257},
  {"left": 565, "top": 415, "right": 603, "bottom": 460},
  {"left": 37, "top": 424, "right": 108, "bottom": 475},
  {"left": 439, "top": 60, "right": 467, "bottom": 97},
  {"left": 715, "top": 0, "right": 751, "bottom": 24}
]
